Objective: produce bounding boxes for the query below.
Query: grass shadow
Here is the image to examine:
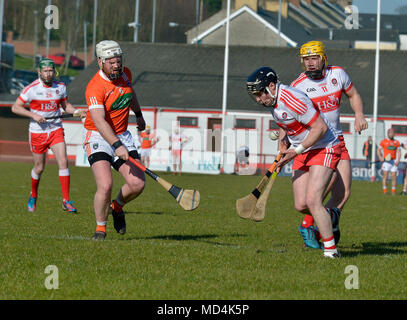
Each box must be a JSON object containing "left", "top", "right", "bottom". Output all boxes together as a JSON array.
[
  {"left": 125, "top": 211, "right": 165, "bottom": 215},
  {"left": 341, "top": 241, "right": 407, "bottom": 257},
  {"left": 127, "top": 233, "right": 247, "bottom": 248}
]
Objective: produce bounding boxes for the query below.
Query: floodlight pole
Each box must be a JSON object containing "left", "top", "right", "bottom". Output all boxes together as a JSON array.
[
  {"left": 277, "top": 0, "right": 281, "bottom": 46},
  {"left": 152, "top": 0, "right": 156, "bottom": 43},
  {"left": 220, "top": 0, "right": 231, "bottom": 173},
  {"left": 371, "top": 0, "right": 381, "bottom": 182},
  {"left": 92, "top": 0, "right": 98, "bottom": 60},
  {"left": 84, "top": 21, "right": 89, "bottom": 67},
  {"left": 134, "top": 0, "right": 140, "bottom": 43},
  {"left": 45, "top": 0, "right": 51, "bottom": 58},
  {"left": 0, "top": 0, "right": 4, "bottom": 65}
]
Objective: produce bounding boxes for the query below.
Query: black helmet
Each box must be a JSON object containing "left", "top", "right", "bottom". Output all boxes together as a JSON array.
[{"left": 246, "top": 67, "right": 279, "bottom": 95}]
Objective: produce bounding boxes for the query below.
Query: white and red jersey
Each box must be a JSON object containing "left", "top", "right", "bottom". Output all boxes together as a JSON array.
[
  {"left": 171, "top": 133, "right": 186, "bottom": 150},
  {"left": 290, "top": 65, "right": 353, "bottom": 136},
  {"left": 271, "top": 84, "right": 339, "bottom": 152},
  {"left": 18, "top": 78, "right": 67, "bottom": 133}
]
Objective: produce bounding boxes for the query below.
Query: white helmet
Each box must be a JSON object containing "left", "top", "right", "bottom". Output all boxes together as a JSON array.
[{"left": 96, "top": 40, "right": 122, "bottom": 62}]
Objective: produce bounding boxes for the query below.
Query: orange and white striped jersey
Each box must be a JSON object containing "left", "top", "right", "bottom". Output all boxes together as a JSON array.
[
  {"left": 270, "top": 84, "right": 339, "bottom": 152},
  {"left": 18, "top": 78, "right": 67, "bottom": 133},
  {"left": 85, "top": 67, "right": 133, "bottom": 135},
  {"left": 291, "top": 66, "right": 353, "bottom": 136}
]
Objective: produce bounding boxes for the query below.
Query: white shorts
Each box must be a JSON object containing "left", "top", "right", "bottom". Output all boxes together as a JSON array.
[
  {"left": 140, "top": 148, "right": 151, "bottom": 158},
  {"left": 83, "top": 129, "right": 139, "bottom": 163},
  {"left": 381, "top": 160, "right": 398, "bottom": 173}
]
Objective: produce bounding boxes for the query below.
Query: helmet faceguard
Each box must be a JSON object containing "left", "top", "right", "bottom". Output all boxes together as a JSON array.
[
  {"left": 300, "top": 41, "right": 328, "bottom": 79},
  {"left": 96, "top": 40, "right": 123, "bottom": 80},
  {"left": 246, "top": 67, "right": 279, "bottom": 107}
]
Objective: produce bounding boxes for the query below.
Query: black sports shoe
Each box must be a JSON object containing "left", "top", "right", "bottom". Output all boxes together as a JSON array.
[
  {"left": 111, "top": 206, "right": 126, "bottom": 235},
  {"left": 92, "top": 231, "right": 106, "bottom": 240}
]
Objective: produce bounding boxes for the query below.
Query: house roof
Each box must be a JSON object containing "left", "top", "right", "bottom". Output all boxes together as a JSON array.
[
  {"left": 188, "top": 5, "right": 297, "bottom": 47},
  {"left": 257, "top": 8, "right": 314, "bottom": 44},
  {"left": 62, "top": 42, "right": 407, "bottom": 118}
]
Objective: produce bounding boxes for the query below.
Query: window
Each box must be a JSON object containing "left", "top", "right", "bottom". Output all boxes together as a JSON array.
[
  {"left": 341, "top": 122, "right": 351, "bottom": 134},
  {"left": 235, "top": 119, "right": 256, "bottom": 129},
  {"left": 392, "top": 125, "right": 407, "bottom": 135},
  {"left": 269, "top": 120, "right": 279, "bottom": 131},
  {"left": 177, "top": 116, "right": 198, "bottom": 127}
]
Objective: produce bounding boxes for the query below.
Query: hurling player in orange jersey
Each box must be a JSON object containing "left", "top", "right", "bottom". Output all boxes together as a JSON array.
[
  {"left": 378, "top": 128, "right": 401, "bottom": 195},
  {"left": 84, "top": 40, "right": 146, "bottom": 240}
]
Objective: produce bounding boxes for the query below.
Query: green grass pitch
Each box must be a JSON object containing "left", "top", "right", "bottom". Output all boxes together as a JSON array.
[{"left": 0, "top": 162, "right": 406, "bottom": 300}]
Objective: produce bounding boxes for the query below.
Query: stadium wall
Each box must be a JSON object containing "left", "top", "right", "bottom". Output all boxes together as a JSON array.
[{"left": 1, "top": 104, "right": 406, "bottom": 182}]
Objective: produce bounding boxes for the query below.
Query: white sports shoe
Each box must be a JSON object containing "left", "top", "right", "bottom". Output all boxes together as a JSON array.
[{"left": 324, "top": 250, "right": 341, "bottom": 259}]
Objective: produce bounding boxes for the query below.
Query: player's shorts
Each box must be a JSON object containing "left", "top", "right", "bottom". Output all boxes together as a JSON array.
[
  {"left": 140, "top": 148, "right": 151, "bottom": 158},
  {"left": 293, "top": 143, "right": 342, "bottom": 172},
  {"left": 29, "top": 128, "right": 65, "bottom": 154},
  {"left": 338, "top": 135, "right": 351, "bottom": 161},
  {"left": 381, "top": 160, "right": 398, "bottom": 173},
  {"left": 172, "top": 149, "right": 182, "bottom": 157},
  {"left": 83, "top": 129, "right": 140, "bottom": 171}
]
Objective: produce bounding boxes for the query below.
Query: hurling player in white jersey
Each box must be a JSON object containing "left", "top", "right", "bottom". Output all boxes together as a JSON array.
[
  {"left": 11, "top": 58, "right": 85, "bottom": 213},
  {"left": 291, "top": 41, "right": 368, "bottom": 249},
  {"left": 247, "top": 66, "right": 342, "bottom": 258}
]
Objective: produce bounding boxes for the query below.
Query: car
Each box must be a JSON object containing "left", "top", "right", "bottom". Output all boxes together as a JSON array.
[{"left": 48, "top": 53, "right": 85, "bottom": 69}]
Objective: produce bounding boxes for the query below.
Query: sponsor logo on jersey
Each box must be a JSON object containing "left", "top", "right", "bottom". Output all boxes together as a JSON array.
[
  {"left": 316, "top": 94, "right": 340, "bottom": 112},
  {"left": 41, "top": 101, "right": 59, "bottom": 111},
  {"left": 110, "top": 93, "right": 132, "bottom": 111},
  {"left": 306, "top": 87, "right": 316, "bottom": 92}
]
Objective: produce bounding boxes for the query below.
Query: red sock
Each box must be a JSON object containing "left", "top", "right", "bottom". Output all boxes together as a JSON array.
[
  {"left": 59, "top": 169, "right": 70, "bottom": 201},
  {"left": 322, "top": 235, "right": 336, "bottom": 250},
  {"left": 31, "top": 169, "right": 41, "bottom": 197},
  {"left": 31, "top": 177, "right": 40, "bottom": 198},
  {"left": 301, "top": 214, "right": 314, "bottom": 228}
]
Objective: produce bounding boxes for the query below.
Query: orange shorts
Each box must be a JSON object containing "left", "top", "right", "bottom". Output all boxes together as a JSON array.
[
  {"left": 338, "top": 135, "right": 350, "bottom": 161},
  {"left": 29, "top": 128, "right": 65, "bottom": 154},
  {"left": 293, "top": 143, "right": 342, "bottom": 172}
]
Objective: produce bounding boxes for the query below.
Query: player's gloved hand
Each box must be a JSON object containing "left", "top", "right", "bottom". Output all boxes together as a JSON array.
[{"left": 136, "top": 113, "right": 146, "bottom": 131}]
